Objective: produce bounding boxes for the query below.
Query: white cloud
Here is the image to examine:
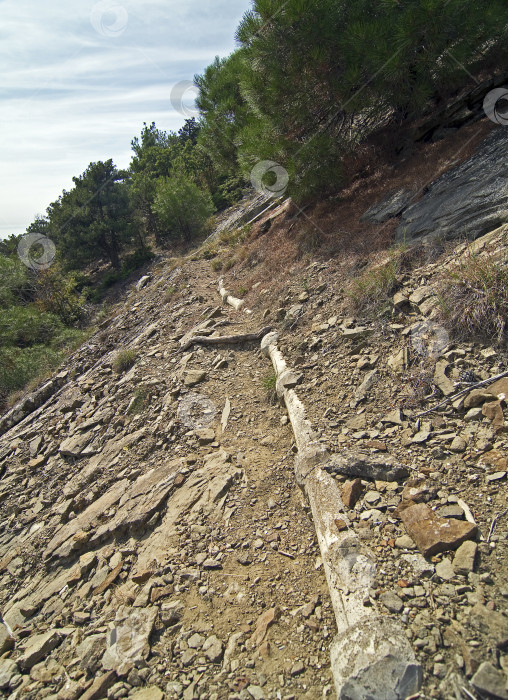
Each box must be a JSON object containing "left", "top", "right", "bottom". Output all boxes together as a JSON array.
[{"left": 0, "top": 0, "right": 249, "bottom": 238}]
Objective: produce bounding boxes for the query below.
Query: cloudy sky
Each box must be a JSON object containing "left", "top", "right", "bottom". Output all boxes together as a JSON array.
[{"left": 0, "top": 0, "right": 250, "bottom": 239}]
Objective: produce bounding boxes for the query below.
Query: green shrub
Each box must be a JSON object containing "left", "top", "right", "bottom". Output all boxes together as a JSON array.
[
  {"left": 88, "top": 271, "right": 122, "bottom": 303},
  {"left": 201, "top": 247, "right": 217, "bottom": 260},
  {"left": 112, "top": 348, "right": 137, "bottom": 373},
  {"left": 0, "top": 255, "right": 31, "bottom": 306},
  {"left": 217, "top": 225, "right": 250, "bottom": 248},
  {"left": 34, "top": 265, "right": 87, "bottom": 326},
  {"left": 127, "top": 386, "right": 149, "bottom": 414},
  {"left": 212, "top": 175, "right": 247, "bottom": 210},
  {"left": 0, "top": 306, "right": 64, "bottom": 348},
  {"left": 152, "top": 175, "right": 215, "bottom": 242},
  {"left": 164, "top": 286, "right": 177, "bottom": 303},
  {"left": 262, "top": 371, "right": 278, "bottom": 404},
  {"left": 0, "top": 345, "right": 62, "bottom": 405},
  {"left": 121, "top": 247, "right": 154, "bottom": 276},
  {"left": 51, "top": 327, "right": 87, "bottom": 352}
]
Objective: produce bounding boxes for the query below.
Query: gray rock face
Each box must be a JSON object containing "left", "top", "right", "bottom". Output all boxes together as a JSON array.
[
  {"left": 396, "top": 129, "right": 508, "bottom": 242},
  {"left": 361, "top": 189, "right": 415, "bottom": 224}
]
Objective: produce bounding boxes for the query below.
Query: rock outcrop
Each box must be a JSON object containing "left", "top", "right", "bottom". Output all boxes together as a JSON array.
[{"left": 396, "top": 128, "right": 508, "bottom": 242}]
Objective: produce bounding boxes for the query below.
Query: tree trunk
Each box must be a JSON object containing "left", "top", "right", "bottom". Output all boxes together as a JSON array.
[
  {"left": 109, "top": 237, "right": 121, "bottom": 270},
  {"left": 148, "top": 210, "right": 162, "bottom": 246},
  {"left": 100, "top": 232, "right": 121, "bottom": 270}
]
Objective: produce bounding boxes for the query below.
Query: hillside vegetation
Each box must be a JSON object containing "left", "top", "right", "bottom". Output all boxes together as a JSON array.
[{"left": 1, "top": 0, "right": 507, "bottom": 406}]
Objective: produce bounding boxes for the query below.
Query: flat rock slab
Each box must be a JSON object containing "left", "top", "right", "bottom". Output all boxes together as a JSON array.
[
  {"left": 17, "top": 629, "right": 62, "bottom": 670},
  {"left": 4, "top": 567, "right": 71, "bottom": 629},
  {"left": 469, "top": 604, "right": 508, "bottom": 649},
  {"left": 452, "top": 540, "right": 477, "bottom": 575},
  {"left": 0, "top": 373, "right": 67, "bottom": 437},
  {"left": 59, "top": 431, "right": 94, "bottom": 457},
  {"left": 401, "top": 502, "right": 477, "bottom": 556},
  {"left": 90, "top": 459, "right": 183, "bottom": 546},
  {"left": 80, "top": 671, "right": 117, "bottom": 700},
  {"left": 326, "top": 452, "right": 410, "bottom": 482},
  {"left": 341, "top": 479, "right": 363, "bottom": 509},
  {"left": 0, "top": 658, "right": 18, "bottom": 690},
  {"left": 340, "top": 327, "right": 374, "bottom": 340},
  {"left": 131, "top": 688, "right": 164, "bottom": 700},
  {"left": 133, "top": 451, "right": 242, "bottom": 577},
  {"left": 184, "top": 370, "right": 207, "bottom": 386},
  {"left": 102, "top": 605, "right": 158, "bottom": 676},
  {"left": 0, "top": 622, "right": 14, "bottom": 654},
  {"left": 471, "top": 662, "right": 508, "bottom": 700},
  {"left": 43, "top": 479, "right": 130, "bottom": 560},
  {"left": 63, "top": 429, "right": 147, "bottom": 496},
  {"left": 379, "top": 591, "right": 404, "bottom": 614}
]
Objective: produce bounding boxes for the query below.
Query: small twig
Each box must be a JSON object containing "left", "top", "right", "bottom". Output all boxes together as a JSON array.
[
  {"left": 415, "top": 369, "right": 508, "bottom": 417},
  {"left": 277, "top": 549, "right": 296, "bottom": 560},
  {"left": 487, "top": 507, "right": 508, "bottom": 543},
  {"left": 428, "top": 582, "right": 436, "bottom": 611},
  {"left": 461, "top": 687, "right": 479, "bottom": 700}
]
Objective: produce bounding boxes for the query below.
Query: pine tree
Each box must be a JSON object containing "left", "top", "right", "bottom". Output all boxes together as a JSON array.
[{"left": 49, "top": 160, "right": 131, "bottom": 270}]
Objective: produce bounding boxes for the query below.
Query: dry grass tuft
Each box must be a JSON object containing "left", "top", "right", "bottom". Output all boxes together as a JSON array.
[
  {"left": 346, "top": 256, "right": 399, "bottom": 316},
  {"left": 112, "top": 348, "right": 137, "bottom": 373},
  {"left": 438, "top": 251, "right": 508, "bottom": 344}
]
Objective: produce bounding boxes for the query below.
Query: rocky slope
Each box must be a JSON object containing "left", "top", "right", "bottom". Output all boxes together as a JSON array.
[{"left": 0, "top": 127, "right": 507, "bottom": 700}]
